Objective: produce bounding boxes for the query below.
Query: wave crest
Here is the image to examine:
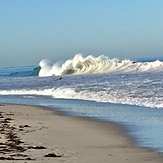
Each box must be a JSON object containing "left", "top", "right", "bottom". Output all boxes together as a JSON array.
[{"left": 38, "top": 54, "right": 163, "bottom": 77}]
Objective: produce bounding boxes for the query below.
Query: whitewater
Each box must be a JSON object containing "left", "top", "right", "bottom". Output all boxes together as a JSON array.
[
  {"left": 0, "top": 54, "right": 163, "bottom": 108},
  {"left": 39, "top": 54, "right": 163, "bottom": 76},
  {"left": 0, "top": 54, "right": 163, "bottom": 152}
]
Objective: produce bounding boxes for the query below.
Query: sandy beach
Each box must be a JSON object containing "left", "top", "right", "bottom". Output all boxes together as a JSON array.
[{"left": 0, "top": 104, "right": 162, "bottom": 163}]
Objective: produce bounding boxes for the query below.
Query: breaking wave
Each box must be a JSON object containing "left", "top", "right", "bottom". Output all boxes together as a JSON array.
[
  {"left": 0, "top": 87, "right": 163, "bottom": 108},
  {"left": 1, "top": 54, "right": 162, "bottom": 78},
  {"left": 39, "top": 54, "right": 163, "bottom": 77}
]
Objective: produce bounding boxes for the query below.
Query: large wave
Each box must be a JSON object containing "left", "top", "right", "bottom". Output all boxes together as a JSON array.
[
  {"left": 0, "top": 66, "right": 41, "bottom": 77},
  {"left": 39, "top": 54, "right": 163, "bottom": 77}
]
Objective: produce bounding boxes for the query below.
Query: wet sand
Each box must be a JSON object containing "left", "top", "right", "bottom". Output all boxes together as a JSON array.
[{"left": 0, "top": 104, "right": 163, "bottom": 163}]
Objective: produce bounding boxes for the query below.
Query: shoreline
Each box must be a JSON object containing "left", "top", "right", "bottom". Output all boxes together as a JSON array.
[{"left": 0, "top": 103, "right": 163, "bottom": 163}]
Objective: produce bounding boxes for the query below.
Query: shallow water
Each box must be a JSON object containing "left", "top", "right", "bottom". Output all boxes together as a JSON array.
[{"left": 0, "top": 95, "right": 163, "bottom": 152}]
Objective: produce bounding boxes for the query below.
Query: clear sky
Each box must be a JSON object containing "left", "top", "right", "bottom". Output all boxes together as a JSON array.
[{"left": 0, "top": 0, "right": 163, "bottom": 67}]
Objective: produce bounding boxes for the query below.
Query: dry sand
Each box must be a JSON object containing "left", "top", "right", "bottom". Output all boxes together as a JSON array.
[{"left": 0, "top": 104, "right": 163, "bottom": 163}]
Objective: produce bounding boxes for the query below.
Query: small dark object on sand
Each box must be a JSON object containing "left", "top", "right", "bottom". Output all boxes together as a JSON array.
[
  {"left": 28, "top": 145, "right": 46, "bottom": 149},
  {"left": 0, "top": 156, "right": 35, "bottom": 160},
  {"left": 4, "top": 118, "right": 13, "bottom": 121},
  {"left": 44, "top": 153, "right": 62, "bottom": 157},
  {"left": 0, "top": 113, "right": 4, "bottom": 118},
  {"left": 19, "top": 124, "right": 30, "bottom": 128}
]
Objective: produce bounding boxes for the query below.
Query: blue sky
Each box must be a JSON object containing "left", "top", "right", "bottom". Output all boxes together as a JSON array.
[{"left": 0, "top": 0, "right": 163, "bottom": 67}]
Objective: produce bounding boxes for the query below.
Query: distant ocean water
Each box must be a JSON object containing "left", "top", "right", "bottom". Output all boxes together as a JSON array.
[{"left": 0, "top": 54, "right": 163, "bottom": 152}]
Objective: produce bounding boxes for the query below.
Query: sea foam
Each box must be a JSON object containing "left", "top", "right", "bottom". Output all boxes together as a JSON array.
[{"left": 38, "top": 54, "right": 163, "bottom": 77}]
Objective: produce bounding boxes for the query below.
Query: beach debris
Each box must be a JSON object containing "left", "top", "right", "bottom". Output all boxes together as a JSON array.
[
  {"left": 28, "top": 145, "right": 46, "bottom": 149},
  {"left": 0, "top": 156, "right": 35, "bottom": 160},
  {"left": 44, "top": 153, "right": 63, "bottom": 157},
  {"left": 39, "top": 126, "right": 48, "bottom": 130},
  {"left": 7, "top": 143, "right": 26, "bottom": 152},
  {"left": 0, "top": 112, "right": 27, "bottom": 157},
  {"left": 6, "top": 113, "right": 14, "bottom": 116},
  {"left": 4, "top": 118, "right": 13, "bottom": 121},
  {"left": 10, "top": 153, "right": 28, "bottom": 157},
  {"left": 0, "top": 109, "right": 58, "bottom": 161},
  {"left": 19, "top": 124, "right": 31, "bottom": 128},
  {"left": 0, "top": 114, "right": 4, "bottom": 118}
]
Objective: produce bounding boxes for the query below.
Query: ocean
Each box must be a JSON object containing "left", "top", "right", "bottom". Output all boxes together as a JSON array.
[{"left": 0, "top": 54, "right": 163, "bottom": 152}]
